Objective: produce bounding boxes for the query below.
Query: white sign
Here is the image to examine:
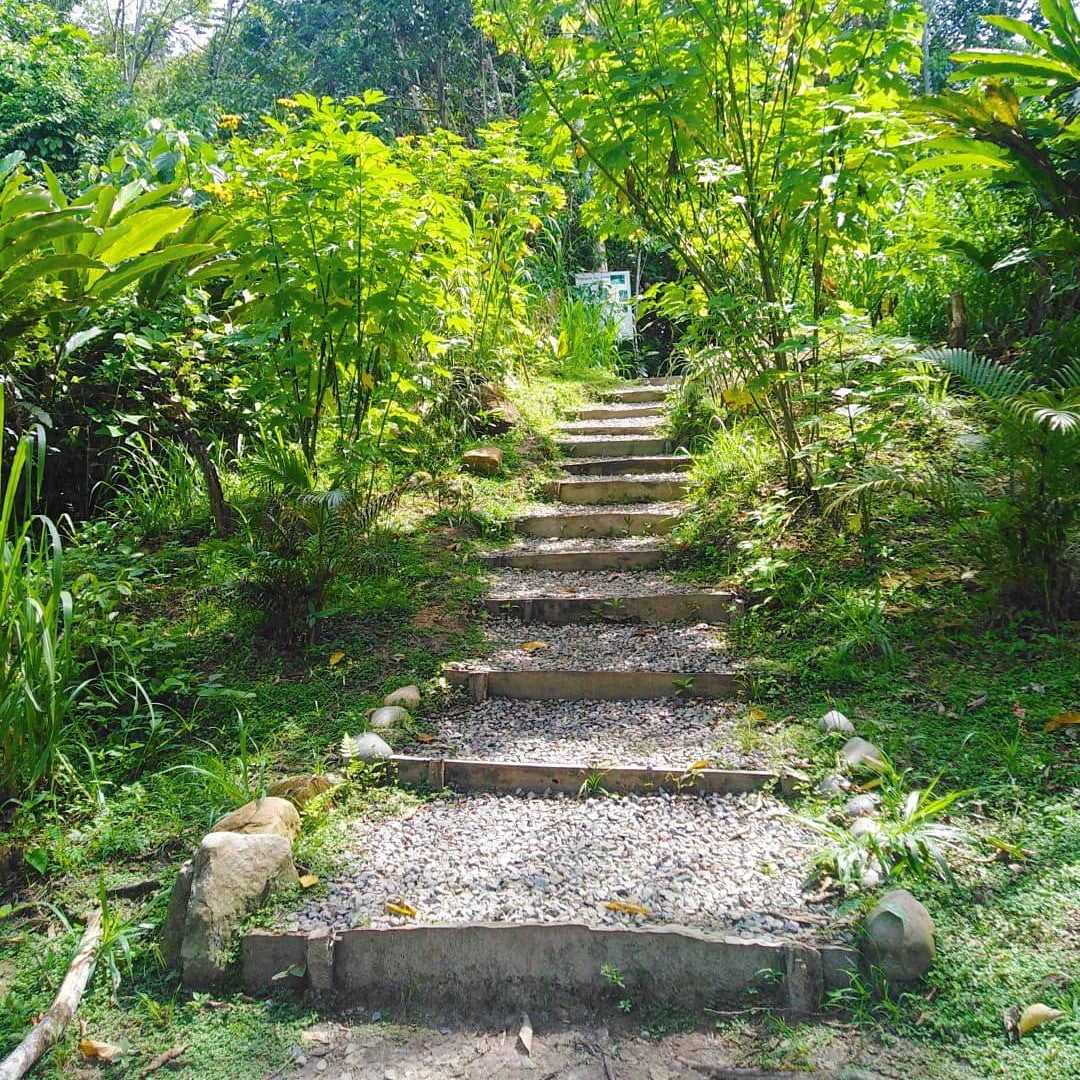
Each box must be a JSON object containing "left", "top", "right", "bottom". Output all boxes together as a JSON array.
[{"left": 574, "top": 270, "right": 635, "bottom": 342}]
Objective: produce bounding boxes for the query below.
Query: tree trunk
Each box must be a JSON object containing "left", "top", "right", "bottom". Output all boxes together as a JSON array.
[
  {"left": 177, "top": 428, "right": 234, "bottom": 537},
  {"left": 948, "top": 289, "right": 967, "bottom": 348}
]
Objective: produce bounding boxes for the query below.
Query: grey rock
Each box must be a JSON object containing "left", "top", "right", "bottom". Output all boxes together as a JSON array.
[
  {"left": 816, "top": 773, "right": 846, "bottom": 797},
  {"left": 864, "top": 888, "right": 935, "bottom": 984},
  {"left": 370, "top": 706, "right": 409, "bottom": 731},
  {"left": 345, "top": 732, "right": 394, "bottom": 760},
  {"left": 843, "top": 794, "right": 879, "bottom": 819},
  {"left": 209, "top": 796, "right": 301, "bottom": 842},
  {"left": 160, "top": 858, "right": 194, "bottom": 968},
  {"left": 180, "top": 832, "right": 298, "bottom": 987},
  {"left": 819, "top": 709, "right": 855, "bottom": 734},
  {"left": 840, "top": 737, "right": 887, "bottom": 773},
  {"left": 267, "top": 774, "right": 333, "bottom": 809},
  {"left": 849, "top": 817, "right": 880, "bottom": 840},
  {"left": 860, "top": 866, "right": 882, "bottom": 891},
  {"left": 384, "top": 685, "right": 421, "bottom": 709}
]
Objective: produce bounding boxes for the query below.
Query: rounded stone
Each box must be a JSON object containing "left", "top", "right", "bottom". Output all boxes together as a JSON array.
[
  {"left": 864, "top": 888, "right": 936, "bottom": 984},
  {"left": 860, "top": 866, "right": 882, "bottom": 890},
  {"left": 384, "top": 685, "right": 421, "bottom": 710},
  {"left": 209, "top": 796, "right": 301, "bottom": 842},
  {"left": 817, "top": 773, "right": 846, "bottom": 797},
  {"left": 461, "top": 446, "right": 502, "bottom": 476},
  {"left": 819, "top": 709, "right": 855, "bottom": 734},
  {"left": 839, "top": 737, "right": 887, "bottom": 773},
  {"left": 370, "top": 705, "right": 409, "bottom": 730},
  {"left": 849, "top": 817, "right": 880, "bottom": 840},
  {"left": 345, "top": 732, "right": 393, "bottom": 760},
  {"left": 267, "top": 774, "right": 334, "bottom": 809},
  {"left": 843, "top": 794, "right": 879, "bottom": 819}
]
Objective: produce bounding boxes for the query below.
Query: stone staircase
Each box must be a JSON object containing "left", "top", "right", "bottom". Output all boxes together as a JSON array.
[{"left": 250, "top": 378, "right": 859, "bottom": 1015}]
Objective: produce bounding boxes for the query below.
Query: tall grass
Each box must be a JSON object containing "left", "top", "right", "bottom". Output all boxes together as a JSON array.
[
  {"left": 1, "top": 401, "right": 83, "bottom": 802},
  {"left": 551, "top": 295, "right": 623, "bottom": 379}
]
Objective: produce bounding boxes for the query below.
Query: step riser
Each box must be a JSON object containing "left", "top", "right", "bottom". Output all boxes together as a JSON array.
[
  {"left": 478, "top": 548, "right": 669, "bottom": 571},
  {"left": 559, "top": 438, "right": 670, "bottom": 457},
  {"left": 243, "top": 922, "right": 858, "bottom": 1013},
  {"left": 483, "top": 593, "right": 738, "bottom": 624},
  {"left": 514, "top": 512, "right": 678, "bottom": 539},
  {"left": 559, "top": 455, "right": 691, "bottom": 476},
  {"left": 548, "top": 478, "right": 688, "bottom": 505},
  {"left": 575, "top": 405, "right": 664, "bottom": 420},
  {"left": 446, "top": 668, "right": 739, "bottom": 700}
]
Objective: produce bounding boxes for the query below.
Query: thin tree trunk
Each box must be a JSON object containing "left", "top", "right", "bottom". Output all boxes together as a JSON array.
[{"left": 178, "top": 428, "right": 234, "bottom": 537}]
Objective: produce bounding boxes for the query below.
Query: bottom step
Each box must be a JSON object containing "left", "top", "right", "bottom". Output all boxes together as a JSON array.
[{"left": 444, "top": 667, "right": 740, "bottom": 700}]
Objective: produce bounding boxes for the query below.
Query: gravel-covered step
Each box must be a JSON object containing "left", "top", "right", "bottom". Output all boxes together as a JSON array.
[
  {"left": 484, "top": 569, "right": 738, "bottom": 624},
  {"left": 558, "top": 435, "right": 670, "bottom": 457},
  {"left": 602, "top": 386, "right": 669, "bottom": 403},
  {"left": 403, "top": 696, "right": 765, "bottom": 770},
  {"left": 478, "top": 537, "right": 670, "bottom": 571},
  {"left": 546, "top": 472, "right": 689, "bottom": 504},
  {"left": 445, "top": 668, "right": 739, "bottom": 701},
  {"left": 559, "top": 454, "right": 692, "bottom": 476},
  {"left": 575, "top": 403, "right": 665, "bottom": 420},
  {"left": 457, "top": 619, "right": 732, "bottom": 672},
  {"left": 282, "top": 791, "right": 824, "bottom": 940},
  {"left": 558, "top": 415, "right": 664, "bottom": 436},
  {"left": 513, "top": 503, "right": 684, "bottom": 538}
]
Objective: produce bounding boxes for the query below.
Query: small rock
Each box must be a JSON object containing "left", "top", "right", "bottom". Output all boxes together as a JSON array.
[
  {"left": 369, "top": 706, "right": 409, "bottom": 731},
  {"left": 209, "top": 797, "right": 301, "bottom": 842},
  {"left": 267, "top": 774, "right": 333, "bottom": 810},
  {"left": 816, "top": 773, "right": 846, "bottom": 797},
  {"left": 849, "top": 817, "right": 880, "bottom": 840},
  {"left": 839, "top": 737, "right": 887, "bottom": 773},
  {"left": 819, "top": 709, "right": 855, "bottom": 734},
  {"left": 461, "top": 446, "right": 503, "bottom": 476},
  {"left": 843, "top": 794, "right": 878, "bottom": 819},
  {"left": 864, "top": 888, "right": 935, "bottom": 984},
  {"left": 384, "top": 685, "right": 421, "bottom": 709},
  {"left": 860, "top": 866, "right": 882, "bottom": 890},
  {"left": 345, "top": 732, "right": 394, "bottom": 760}
]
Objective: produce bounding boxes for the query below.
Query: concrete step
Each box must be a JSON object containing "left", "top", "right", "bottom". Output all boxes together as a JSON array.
[
  {"left": 575, "top": 403, "right": 664, "bottom": 421},
  {"left": 558, "top": 436, "right": 670, "bottom": 457},
  {"left": 513, "top": 505, "right": 683, "bottom": 538},
  {"left": 638, "top": 376, "right": 682, "bottom": 386},
  {"left": 444, "top": 666, "right": 738, "bottom": 700},
  {"left": 546, "top": 474, "right": 688, "bottom": 505},
  {"left": 483, "top": 590, "right": 740, "bottom": 624},
  {"left": 602, "top": 386, "right": 670, "bottom": 403},
  {"left": 558, "top": 454, "right": 692, "bottom": 476},
  {"left": 478, "top": 540, "right": 670, "bottom": 571},
  {"left": 558, "top": 417, "right": 663, "bottom": 437}
]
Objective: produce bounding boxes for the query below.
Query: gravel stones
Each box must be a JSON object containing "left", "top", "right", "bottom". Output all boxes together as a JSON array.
[
  {"left": 405, "top": 696, "right": 765, "bottom": 770},
  {"left": 558, "top": 415, "right": 663, "bottom": 433},
  {"left": 487, "top": 569, "right": 712, "bottom": 599},
  {"left": 452, "top": 619, "right": 730, "bottom": 673},
  {"left": 284, "top": 791, "right": 825, "bottom": 938}
]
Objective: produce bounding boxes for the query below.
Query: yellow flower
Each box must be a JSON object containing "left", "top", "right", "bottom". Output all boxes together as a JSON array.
[
  {"left": 205, "top": 182, "right": 233, "bottom": 204},
  {"left": 218, "top": 114, "right": 242, "bottom": 131}
]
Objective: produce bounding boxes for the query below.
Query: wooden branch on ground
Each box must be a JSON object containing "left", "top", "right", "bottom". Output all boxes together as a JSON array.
[{"left": 0, "top": 910, "right": 103, "bottom": 1080}]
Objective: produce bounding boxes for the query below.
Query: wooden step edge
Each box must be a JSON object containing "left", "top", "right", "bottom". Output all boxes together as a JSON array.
[
  {"left": 477, "top": 546, "right": 670, "bottom": 571},
  {"left": 443, "top": 667, "right": 741, "bottom": 701},
  {"left": 483, "top": 592, "right": 742, "bottom": 624}
]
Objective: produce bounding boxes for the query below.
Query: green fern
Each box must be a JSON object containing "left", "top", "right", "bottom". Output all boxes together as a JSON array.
[{"left": 825, "top": 466, "right": 976, "bottom": 520}]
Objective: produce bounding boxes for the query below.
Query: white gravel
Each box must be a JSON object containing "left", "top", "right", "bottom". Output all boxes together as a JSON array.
[
  {"left": 404, "top": 697, "right": 764, "bottom": 770},
  {"left": 486, "top": 569, "right": 713, "bottom": 599},
  {"left": 559, "top": 471, "right": 688, "bottom": 485},
  {"left": 559, "top": 434, "right": 669, "bottom": 447},
  {"left": 482, "top": 536, "right": 668, "bottom": 556},
  {"left": 284, "top": 792, "right": 825, "bottom": 939},
  {"left": 514, "top": 500, "right": 686, "bottom": 519},
  {"left": 559, "top": 415, "right": 664, "bottom": 433},
  {"left": 449, "top": 619, "right": 731, "bottom": 672}
]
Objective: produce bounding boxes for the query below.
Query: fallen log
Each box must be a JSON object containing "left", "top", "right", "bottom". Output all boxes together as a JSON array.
[{"left": 0, "top": 910, "right": 103, "bottom": 1080}]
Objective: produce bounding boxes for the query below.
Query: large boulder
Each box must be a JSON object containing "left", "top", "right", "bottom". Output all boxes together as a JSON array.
[
  {"left": 461, "top": 446, "right": 503, "bottom": 476},
  {"left": 864, "top": 889, "right": 936, "bottom": 985},
  {"left": 209, "top": 796, "right": 301, "bottom": 842},
  {"left": 178, "top": 832, "right": 298, "bottom": 987},
  {"left": 267, "top": 774, "right": 334, "bottom": 810}
]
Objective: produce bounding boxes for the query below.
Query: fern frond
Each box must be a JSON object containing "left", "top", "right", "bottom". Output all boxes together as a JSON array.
[
  {"left": 1053, "top": 360, "right": 1080, "bottom": 391},
  {"left": 921, "top": 347, "right": 1032, "bottom": 401},
  {"left": 243, "top": 443, "right": 314, "bottom": 495},
  {"left": 1005, "top": 389, "right": 1080, "bottom": 433},
  {"left": 825, "top": 467, "right": 978, "bottom": 519}
]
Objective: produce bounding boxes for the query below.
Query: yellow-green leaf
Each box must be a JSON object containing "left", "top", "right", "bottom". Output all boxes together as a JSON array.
[
  {"left": 606, "top": 900, "right": 650, "bottom": 916},
  {"left": 299, "top": 874, "right": 319, "bottom": 889},
  {"left": 1044, "top": 712, "right": 1080, "bottom": 732},
  {"left": 1018, "top": 1003, "right": 1065, "bottom": 1036},
  {"left": 328, "top": 651, "right": 345, "bottom": 667},
  {"left": 385, "top": 900, "right": 417, "bottom": 918},
  {"left": 520, "top": 641, "right": 549, "bottom": 653}
]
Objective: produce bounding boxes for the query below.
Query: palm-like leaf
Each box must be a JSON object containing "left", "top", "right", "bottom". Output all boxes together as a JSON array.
[{"left": 921, "top": 347, "right": 1032, "bottom": 401}]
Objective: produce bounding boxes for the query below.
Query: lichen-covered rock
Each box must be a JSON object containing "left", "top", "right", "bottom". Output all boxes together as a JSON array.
[
  {"left": 267, "top": 774, "right": 333, "bottom": 810},
  {"left": 384, "top": 685, "right": 421, "bottom": 710},
  {"left": 864, "top": 889, "right": 936, "bottom": 985},
  {"left": 209, "top": 796, "right": 301, "bottom": 842},
  {"left": 160, "top": 859, "right": 194, "bottom": 969},
  {"left": 180, "top": 832, "right": 298, "bottom": 987},
  {"left": 461, "top": 446, "right": 503, "bottom": 476}
]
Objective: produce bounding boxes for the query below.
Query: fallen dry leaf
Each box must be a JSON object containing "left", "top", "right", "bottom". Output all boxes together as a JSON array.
[
  {"left": 606, "top": 900, "right": 650, "bottom": 916},
  {"left": 520, "top": 641, "right": 549, "bottom": 653},
  {"left": 747, "top": 707, "right": 768, "bottom": 722},
  {"left": 415, "top": 732, "right": 438, "bottom": 743},
  {"left": 328, "top": 651, "right": 345, "bottom": 667},
  {"left": 1018, "top": 1003, "right": 1066, "bottom": 1036},
  {"left": 80, "top": 1039, "right": 123, "bottom": 1063},
  {"left": 1045, "top": 712, "right": 1080, "bottom": 733},
  {"left": 685, "top": 759, "right": 711, "bottom": 772},
  {"left": 385, "top": 900, "right": 417, "bottom": 918},
  {"left": 299, "top": 874, "right": 318, "bottom": 889}
]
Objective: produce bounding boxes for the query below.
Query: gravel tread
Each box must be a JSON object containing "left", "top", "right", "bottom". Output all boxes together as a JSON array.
[{"left": 486, "top": 568, "right": 721, "bottom": 599}]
